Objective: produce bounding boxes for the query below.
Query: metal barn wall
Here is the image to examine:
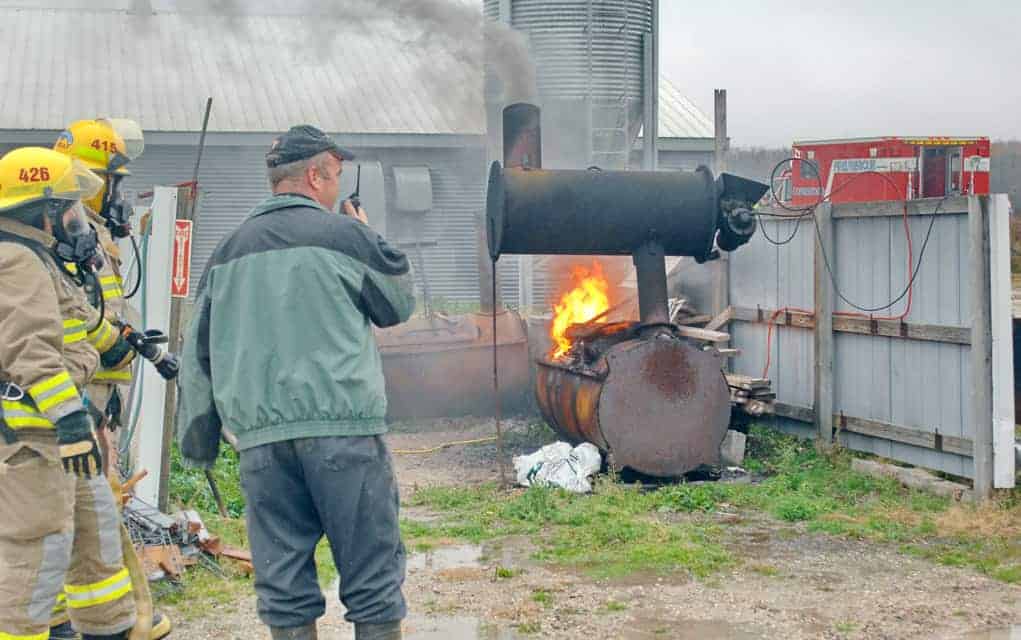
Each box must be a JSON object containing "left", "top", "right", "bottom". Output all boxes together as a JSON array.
[
  {"left": 727, "top": 196, "right": 1014, "bottom": 484},
  {"left": 121, "top": 143, "right": 274, "bottom": 297},
  {"left": 117, "top": 142, "right": 506, "bottom": 305}
]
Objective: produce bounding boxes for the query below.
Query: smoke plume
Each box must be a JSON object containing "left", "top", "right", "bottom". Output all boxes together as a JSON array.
[{"left": 166, "top": 0, "right": 536, "bottom": 120}]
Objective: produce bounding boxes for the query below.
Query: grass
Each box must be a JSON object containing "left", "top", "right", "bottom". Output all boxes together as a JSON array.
[
  {"left": 162, "top": 424, "right": 1021, "bottom": 617},
  {"left": 530, "top": 589, "right": 553, "bottom": 607},
  {"left": 405, "top": 425, "right": 1021, "bottom": 584}
]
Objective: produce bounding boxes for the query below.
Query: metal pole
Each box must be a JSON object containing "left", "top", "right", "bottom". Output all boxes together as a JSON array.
[
  {"left": 641, "top": 1, "right": 659, "bottom": 171},
  {"left": 813, "top": 202, "right": 835, "bottom": 449},
  {"left": 712, "top": 89, "right": 729, "bottom": 318},
  {"left": 633, "top": 241, "right": 669, "bottom": 325},
  {"left": 157, "top": 99, "right": 211, "bottom": 511},
  {"left": 492, "top": 259, "right": 509, "bottom": 487},
  {"left": 189, "top": 97, "right": 213, "bottom": 223},
  {"left": 969, "top": 195, "right": 994, "bottom": 500}
]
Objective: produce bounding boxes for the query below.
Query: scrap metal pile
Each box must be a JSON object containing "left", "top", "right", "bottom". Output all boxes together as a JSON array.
[{"left": 123, "top": 497, "right": 252, "bottom": 581}]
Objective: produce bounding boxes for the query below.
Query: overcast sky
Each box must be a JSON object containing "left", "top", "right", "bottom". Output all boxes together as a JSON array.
[{"left": 659, "top": 0, "right": 1021, "bottom": 148}]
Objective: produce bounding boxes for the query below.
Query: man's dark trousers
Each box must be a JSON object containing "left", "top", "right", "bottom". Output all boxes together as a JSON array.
[{"left": 239, "top": 435, "right": 407, "bottom": 628}]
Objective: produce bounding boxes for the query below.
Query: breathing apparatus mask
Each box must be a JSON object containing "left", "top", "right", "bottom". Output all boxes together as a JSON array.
[{"left": 51, "top": 200, "right": 103, "bottom": 274}]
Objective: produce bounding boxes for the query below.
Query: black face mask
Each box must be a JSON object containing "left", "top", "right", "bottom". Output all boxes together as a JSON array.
[
  {"left": 50, "top": 202, "right": 104, "bottom": 275},
  {"left": 101, "top": 176, "right": 133, "bottom": 239}
]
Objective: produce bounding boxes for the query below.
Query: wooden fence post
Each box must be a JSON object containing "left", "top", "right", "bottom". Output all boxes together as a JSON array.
[
  {"left": 969, "top": 195, "right": 994, "bottom": 500},
  {"left": 814, "top": 202, "right": 835, "bottom": 449}
]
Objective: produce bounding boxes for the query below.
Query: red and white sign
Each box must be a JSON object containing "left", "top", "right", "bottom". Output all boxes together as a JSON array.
[{"left": 171, "top": 219, "right": 193, "bottom": 298}]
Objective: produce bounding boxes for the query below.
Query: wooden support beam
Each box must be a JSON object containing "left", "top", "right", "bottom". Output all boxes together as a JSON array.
[
  {"left": 774, "top": 402, "right": 973, "bottom": 457},
  {"left": 814, "top": 202, "right": 835, "bottom": 449},
  {"left": 705, "top": 306, "right": 734, "bottom": 332},
  {"left": 969, "top": 195, "right": 994, "bottom": 500},
  {"left": 730, "top": 305, "right": 970, "bottom": 346},
  {"left": 831, "top": 196, "right": 968, "bottom": 219},
  {"left": 675, "top": 325, "right": 730, "bottom": 343}
]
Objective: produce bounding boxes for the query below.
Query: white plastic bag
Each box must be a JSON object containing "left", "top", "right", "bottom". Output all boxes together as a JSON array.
[{"left": 513, "top": 442, "right": 603, "bottom": 493}]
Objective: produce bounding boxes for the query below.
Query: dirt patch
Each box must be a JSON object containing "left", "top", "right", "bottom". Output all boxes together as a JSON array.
[{"left": 166, "top": 418, "right": 1021, "bottom": 639}]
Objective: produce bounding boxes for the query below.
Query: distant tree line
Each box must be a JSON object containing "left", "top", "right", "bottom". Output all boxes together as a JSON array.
[{"left": 729, "top": 142, "right": 1020, "bottom": 211}]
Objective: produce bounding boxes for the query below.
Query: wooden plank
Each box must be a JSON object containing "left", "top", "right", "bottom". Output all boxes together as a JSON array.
[
  {"left": 775, "top": 402, "right": 814, "bottom": 423},
  {"left": 675, "top": 314, "right": 713, "bottom": 326},
  {"left": 969, "top": 195, "right": 994, "bottom": 500},
  {"left": 814, "top": 202, "right": 835, "bottom": 449},
  {"left": 831, "top": 196, "right": 968, "bottom": 219},
  {"left": 773, "top": 403, "right": 973, "bottom": 456},
  {"left": 675, "top": 325, "right": 730, "bottom": 343},
  {"left": 725, "top": 373, "right": 770, "bottom": 389},
  {"left": 705, "top": 306, "right": 734, "bottom": 332},
  {"left": 730, "top": 305, "right": 970, "bottom": 345}
]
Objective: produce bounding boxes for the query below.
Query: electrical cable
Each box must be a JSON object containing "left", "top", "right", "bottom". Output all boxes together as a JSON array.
[
  {"left": 392, "top": 436, "right": 498, "bottom": 456},
  {"left": 756, "top": 156, "right": 951, "bottom": 377},
  {"left": 124, "top": 235, "right": 143, "bottom": 299}
]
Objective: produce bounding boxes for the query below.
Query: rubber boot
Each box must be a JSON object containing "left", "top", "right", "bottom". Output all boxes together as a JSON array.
[
  {"left": 269, "top": 623, "right": 318, "bottom": 640},
  {"left": 49, "top": 621, "right": 79, "bottom": 639},
  {"left": 149, "top": 612, "right": 172, "bottom": 639},
  {"left": 354, "top": 621, "right": 402, "bottom": 640},
  {"left": 81, "top": 632, "right": 129, "bottom": 640}
]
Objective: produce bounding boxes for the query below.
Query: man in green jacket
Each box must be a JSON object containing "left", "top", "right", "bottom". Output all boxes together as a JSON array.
[{"left": 176, "top": 125, "right": 415, "bottom": 640}]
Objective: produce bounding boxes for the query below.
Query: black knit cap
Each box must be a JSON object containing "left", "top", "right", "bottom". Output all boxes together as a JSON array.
[{"left": 265, "top": 125, "right": 354, "bottom": 168}]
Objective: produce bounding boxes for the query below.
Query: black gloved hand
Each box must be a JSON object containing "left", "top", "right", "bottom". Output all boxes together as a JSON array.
[
  {"left": 154, "top": 352, "right": 179, "bottom": 381},
  {"left": 100, "top": 335, "right": 135, "bottom": 370},
  {"left": 55, "top": 411, "right": 103, "bottom": 478},
  {"left": 121, "top": 324, "right": 178, "bottom": 380},
  {"left": 121, "top": 325, "right": 159, "bottom": 360}
]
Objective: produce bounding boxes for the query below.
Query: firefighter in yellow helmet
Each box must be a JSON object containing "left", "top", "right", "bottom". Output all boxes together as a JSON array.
[
  {"left": 0, "top": 147, "right": 140, "bottom": 640},
  {"left": 53, "top": 121, "right": 174, "bottom": 640},
  {"left": 55, "top": 120, "right": 178, "bottom": 463}
]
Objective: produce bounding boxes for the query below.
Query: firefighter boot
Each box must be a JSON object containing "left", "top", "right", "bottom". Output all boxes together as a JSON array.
[
  {"left": 150, "top": 612, "right": 172, "bottom": 639},
  {"left": 355, "top": 621, "right": 402, "bottom": 640},
  {"left": 49, "top": 621, "right": 79, "bottom": 639},
  {"left": 269, "top": 624, "right": 317, "bottom": 640},
  {"left": 80, "top": 633, "right": 128, "bottom": 640}
]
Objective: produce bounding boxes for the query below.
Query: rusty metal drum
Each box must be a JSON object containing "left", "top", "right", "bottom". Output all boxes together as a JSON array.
[{"left": 535, "top": 334, "right": 730, "bottom": 477}]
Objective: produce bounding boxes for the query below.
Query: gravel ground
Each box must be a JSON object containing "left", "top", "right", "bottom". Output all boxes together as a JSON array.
[{"left": 167, "top": 418, "right": 1021, "bottom": 639}]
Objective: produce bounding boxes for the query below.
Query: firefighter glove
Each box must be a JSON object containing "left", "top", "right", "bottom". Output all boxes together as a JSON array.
[
  {"left": 153, "top": 351, "right": 180, "bottom": 381},
  {"left": 100, "top": 334, "right": 136, "bottom": 370},
  {"left": 55, "top": 410, "right": 102, "bottom": 478}
]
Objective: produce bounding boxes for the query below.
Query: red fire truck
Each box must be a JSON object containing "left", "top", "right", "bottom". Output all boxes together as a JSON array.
[{"left": 773, "top": 136, "right": 991, "bottom": 207}]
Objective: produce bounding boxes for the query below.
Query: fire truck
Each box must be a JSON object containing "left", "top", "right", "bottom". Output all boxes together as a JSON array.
[{"left": 773, "top": 136, "right": 991, "bottom": 207}]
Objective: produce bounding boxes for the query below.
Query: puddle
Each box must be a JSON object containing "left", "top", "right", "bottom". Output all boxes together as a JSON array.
[
  {"left": 406, "top": 538, "right": 536, "bottom": 574},
  {"left": 407, "top": 544, "right": 483, "bottom": 572},
  {"left": 403, "top": 616, "right": 521, "bottom": 639},
  {"left": 624, "top": 618, "right": 761, "bottom": 640},
  {"left": 323, "top": 614, "right": 521, "bottom": 640},
  {"left": 963, "top": 626, "right": 1021, "bottom": 639}
]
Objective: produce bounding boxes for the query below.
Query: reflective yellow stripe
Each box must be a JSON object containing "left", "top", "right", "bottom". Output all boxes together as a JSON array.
[
  {"left": 65, "top": 569, "right": 132, "bottom": 609},
  {"left": 0, "top": 630, "right": 49, "bottom": 639},
  {"left": 28, "top": 372, "right": 79, "bottom": 413},
  {"left": 1, "top": 399, "right": 53, "bottom": 429},
  {"left": 93, "top": 369, "right": 132, "bottom": 382},
  {"left": 63, "top": 318, "right": 87, "bottom": 344},
  {"left": 52, "top": 592, "right": 67, "bottom": 614},
  {"left": 87, "top": 320, "right": 118, "bottom": 353},
  {"left": 100, "top": 275, "right": 123, "bottom": 300},
  {"left": 64, "top": 262, "right": 78, "bottom": 275}
]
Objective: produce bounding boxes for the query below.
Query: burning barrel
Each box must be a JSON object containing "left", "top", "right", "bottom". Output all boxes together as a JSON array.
[
  {"left": 535, "top": 324, "right": 731, "bottom": 476},
  {"left": 487, "top": 159, "right": 768, "bottom": 477}
]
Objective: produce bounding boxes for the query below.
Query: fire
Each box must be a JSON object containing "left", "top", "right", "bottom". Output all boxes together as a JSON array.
[{"left": 550, "top": 262, "right": 610, "bottom": 358}]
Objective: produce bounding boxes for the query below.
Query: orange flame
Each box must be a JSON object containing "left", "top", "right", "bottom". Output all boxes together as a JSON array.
[{"left": 550, "top": 262, "right": 610, "bottom": 358}]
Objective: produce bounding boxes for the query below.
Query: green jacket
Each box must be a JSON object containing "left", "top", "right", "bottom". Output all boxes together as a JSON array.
[{"left": 176, "top": 194, "right": 415, "bottom": 467}]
